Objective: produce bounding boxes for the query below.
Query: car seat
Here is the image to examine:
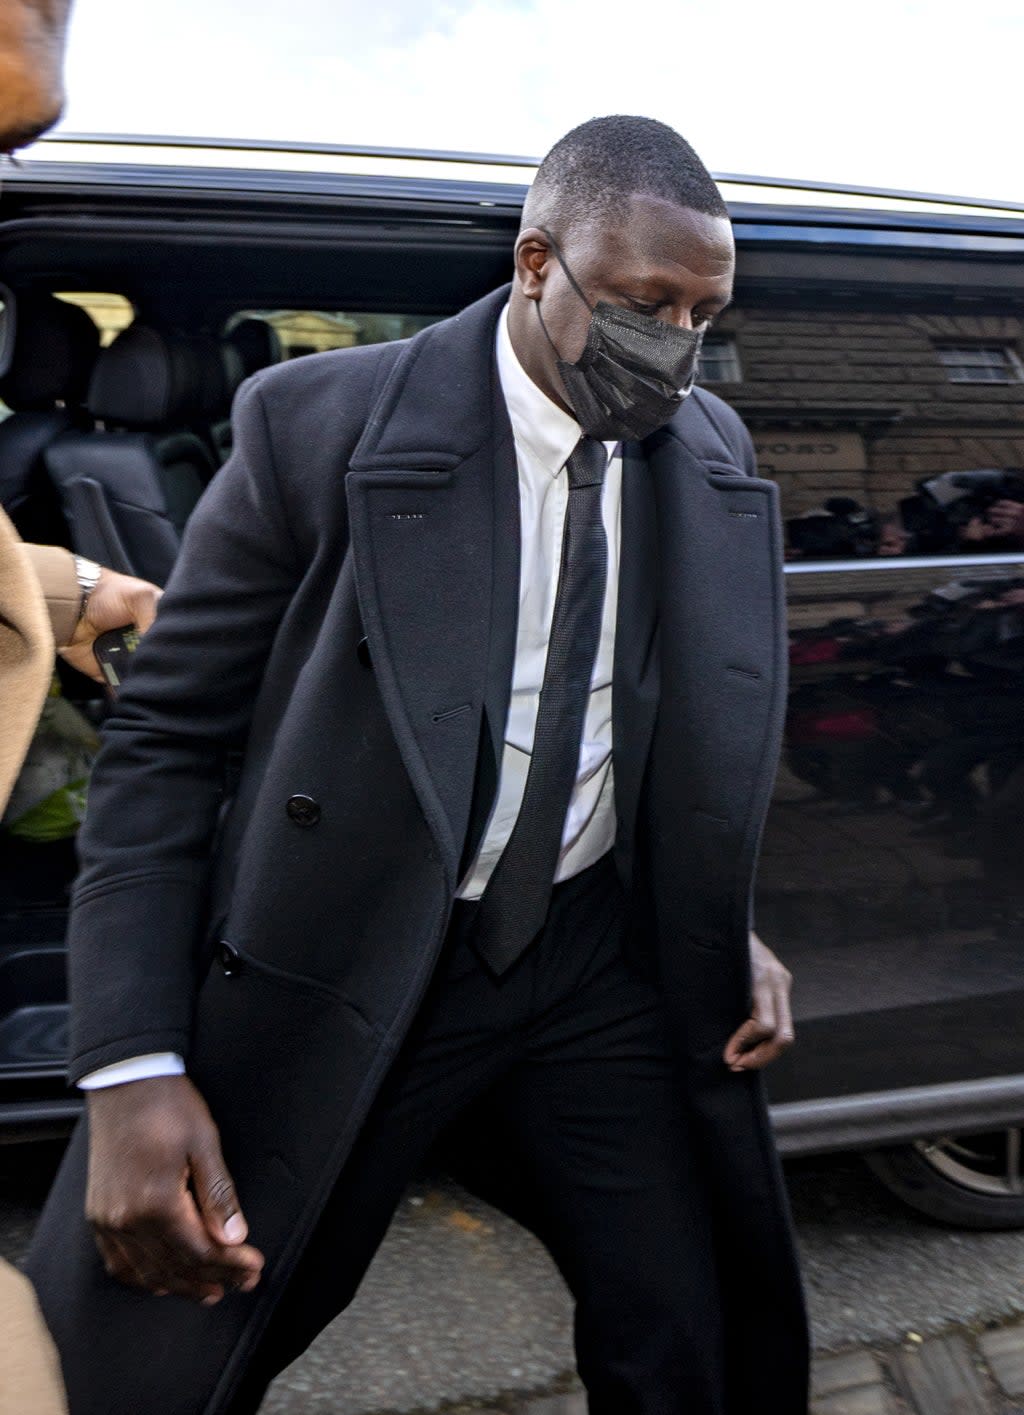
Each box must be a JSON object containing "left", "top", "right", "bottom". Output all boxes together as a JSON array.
[
  {"left": 43, "top": 325, "right": 233, "bottom": 585},
  {"left": 211, "top": 317, "right": 283, "bottom": 463},
  {"left": 0, "top": 292, "right": 100, "bottom": 546}
]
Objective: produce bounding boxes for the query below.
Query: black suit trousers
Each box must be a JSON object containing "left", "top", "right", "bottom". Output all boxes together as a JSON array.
[{"left": 226, "top": 854, "right": 726, "bottom": 1415}]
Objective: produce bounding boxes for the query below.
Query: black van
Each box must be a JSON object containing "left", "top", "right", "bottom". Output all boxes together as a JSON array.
[{"left": 2, "top": 134, "right": 1024, "bottom": 1229}]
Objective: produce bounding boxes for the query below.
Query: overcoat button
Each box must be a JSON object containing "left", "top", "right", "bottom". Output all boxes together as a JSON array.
[
  {"left": 218, "top": 941, "right": 242, "bottom": 975},
  {"left": 356, "top": 637, "right": 372, "bottom": 668},
  {"left": 286, "top": 793, "right": 321, "bottom": 826}
]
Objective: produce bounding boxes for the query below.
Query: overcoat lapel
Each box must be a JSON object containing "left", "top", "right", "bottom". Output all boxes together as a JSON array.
[
  {"left": 645, "top": 421, "right": 787, "bottom": 951},
  {"left": 345, "top": 287, "right": 517, "bottom": 886},
  {"left": 481, "top": 401, "right": 520, "bottom": 801}
]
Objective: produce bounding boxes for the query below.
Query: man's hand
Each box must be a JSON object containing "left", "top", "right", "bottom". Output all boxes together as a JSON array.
[
  {"left": 86, "top": 1075, "right": 264, "bottom": 1304},
  {"left": 987, "top": 499, "right": 1024, "bottom": 543},
  {"left": 722, "top": 932, "right": 795, "bottom": 1072},
  {"left": 58, "top": 567, "right": 162, "bottom": 681}
]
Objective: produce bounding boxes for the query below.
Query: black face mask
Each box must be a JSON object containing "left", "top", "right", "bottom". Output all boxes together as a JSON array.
[{"left": 535, "top": 231, "right": 705, "bottom": 442}]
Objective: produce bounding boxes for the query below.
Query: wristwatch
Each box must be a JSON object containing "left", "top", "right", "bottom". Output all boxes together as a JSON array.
[{"left": 72, "top": 554, "right": 103, "bottom": 620}]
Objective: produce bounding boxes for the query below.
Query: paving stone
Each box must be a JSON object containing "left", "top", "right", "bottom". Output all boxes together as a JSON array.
[
  {"left": 813, "top": 1351, "right": 887, "bottom": 1397},
  {"left": 812, "top": 1384, "right": 898, "bottom": 1415},
  {"left": 978, "top": 1322, "right": 1024, "bottom": 1398},
  {"left": 892, "top": 1334, "right": 990, "bottom": 1415}
]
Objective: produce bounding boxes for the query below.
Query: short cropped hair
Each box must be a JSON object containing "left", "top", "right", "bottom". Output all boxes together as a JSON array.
[{"left": 522, "top": 115, "right": 728, "bottom": 233}]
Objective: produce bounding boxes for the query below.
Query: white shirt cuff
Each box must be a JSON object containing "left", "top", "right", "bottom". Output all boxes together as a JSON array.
[{"left": 77, "top": 1053, "right": 186, "bottom": 1090}]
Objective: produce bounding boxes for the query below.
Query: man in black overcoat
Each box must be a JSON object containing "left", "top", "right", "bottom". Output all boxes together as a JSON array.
[{"left": 29, "top": 115, "right": 810, "bottom": 1414}]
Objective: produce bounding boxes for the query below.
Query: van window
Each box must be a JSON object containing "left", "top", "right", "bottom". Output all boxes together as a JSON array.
[
  {"left": 53, "top": 292, "right": 134, "bottom": 347},
  {"left": 226, "top": 309, "right": 440, "bottom": 358},
  {"left": 710, "top": 301, "right": 1024, "bottom": 561}
]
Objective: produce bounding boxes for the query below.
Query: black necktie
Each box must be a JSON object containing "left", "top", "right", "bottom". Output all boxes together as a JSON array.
[{"left": 471, "top": 434, "right": 609, "bottom": 975}]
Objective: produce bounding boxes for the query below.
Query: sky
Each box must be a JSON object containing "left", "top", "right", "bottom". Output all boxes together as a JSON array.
[{"left": 53, "top": 0, "right": 1023, "bottom": 203}]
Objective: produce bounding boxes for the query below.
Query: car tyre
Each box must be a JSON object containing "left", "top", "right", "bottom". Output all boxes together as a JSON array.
[{"left": 865, "top": 1128, "right": 1024, "bottom": 1229}]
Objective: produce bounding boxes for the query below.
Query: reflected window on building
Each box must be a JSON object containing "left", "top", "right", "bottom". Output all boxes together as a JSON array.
[
  {"left": 936, "top": 344, "right": 1024, "bottom": 385},
  {"left": 698, "top": 292, "right": 1024, "bottom": 561},
  {"left": 698, "top": 334, "right": 742, "bottom": 383}
]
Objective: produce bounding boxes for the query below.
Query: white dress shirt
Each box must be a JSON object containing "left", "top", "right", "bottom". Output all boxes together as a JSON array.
[
  {"left": 456, "top": 305, "right": 621, "bottom": 897},
  {"left": 79, "top": 304, "right": 623, "bottom": 1090}
]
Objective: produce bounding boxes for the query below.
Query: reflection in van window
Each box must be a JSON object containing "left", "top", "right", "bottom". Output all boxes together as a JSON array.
[
  {"left": 698, "top": 334, "right": 742, "bottom": 384},
  {"left": 936, "top": 344, "right": 1024, "bottom": 385},
  {"left": 226, "top": 309, "right": 441, "bottom": 359},
  {"left": 709, "top": 303, "right": 1024, "bottom": 560}
]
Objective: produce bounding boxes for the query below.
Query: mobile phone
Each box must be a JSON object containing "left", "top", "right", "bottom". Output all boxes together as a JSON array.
[{"left": 93, "top": 625, "right": 140, "bottom": 697}]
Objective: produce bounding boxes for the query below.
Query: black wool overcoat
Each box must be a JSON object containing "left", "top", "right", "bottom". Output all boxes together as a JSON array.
[{"left": 28, "top": 285, "right": 810, "bottom": 1414}]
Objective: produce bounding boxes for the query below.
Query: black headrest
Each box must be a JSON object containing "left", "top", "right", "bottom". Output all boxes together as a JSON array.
[
  {"left": 0, "top": 293, "right": 100, "bottom": 411},
  {"left": 220, "top": 341, "right": 245, "bottom": 405},
  {"left": 227, "top": 318, "right": 283, "bottom": 378},
  {"left": 88, "top": 325, "right": 234, "bottom": 428}
]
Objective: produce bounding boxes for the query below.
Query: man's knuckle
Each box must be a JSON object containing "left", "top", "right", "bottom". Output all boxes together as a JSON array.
[
  {"left": 166, "top": 1229, "right": 213, "bottom": 1264},
  {"left": 134, "top": 1192, "right": 174, "bottom": 1226},
  {"left": 102, "top": 1248, "right": 127, "bottom": 1276},
  {"left": 205, "top": 1176, "right": 235, "bottom": 1210},
  {"left": 101, "top": 1204, "right": 132, "bottom": 1232}
]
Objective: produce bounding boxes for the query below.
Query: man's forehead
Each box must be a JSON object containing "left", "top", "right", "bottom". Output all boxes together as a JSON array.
[{"left": 581, "top": 194, "right": 735, "bottom": 277}]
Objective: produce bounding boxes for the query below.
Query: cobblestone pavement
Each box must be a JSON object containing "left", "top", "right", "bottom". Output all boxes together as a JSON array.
[
  {"left": 6, "top": 1146, "right": 1024, "bottom": 1413},
  {"left": 268, "top": 1319, "right": 1024, "bottom": 1414},
  {"left": 488, "top": 1323, "right": 1024, "bottom": 1413},
  {"left": 292, "top": 1320, "right": 1024, "bottom": 1414},
  {"left": 255, "top": 1152, "right": 1024, "bottom": 1415}
]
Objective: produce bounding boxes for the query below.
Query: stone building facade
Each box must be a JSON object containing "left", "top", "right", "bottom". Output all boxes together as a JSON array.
[{"left": 703, "top": 306, "right": 1024, "bottom": 530}]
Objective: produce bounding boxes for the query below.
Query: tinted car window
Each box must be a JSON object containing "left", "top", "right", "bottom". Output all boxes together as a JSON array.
[
  {"left": 720, "top": 279, "right": 1024, "bottom": 1103},
  {"left": 703, "top": 300, "right": 1024, "bottom": 560},
  {"left": 53, "top": 291, "right": 134, "bottom": 346},
  {"left": 226, "top": 308, "right": 441, "bottom": 358}
]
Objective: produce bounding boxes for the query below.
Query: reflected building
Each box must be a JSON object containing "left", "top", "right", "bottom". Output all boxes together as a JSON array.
[
  {"left": 693, "top": 260, "right": 1024, "bottom": 1103},
  {"left": 704, "top": 306, "right": 1024, "bottom": 531}
]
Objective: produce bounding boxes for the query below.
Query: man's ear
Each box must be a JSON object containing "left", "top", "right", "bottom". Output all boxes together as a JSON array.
[{"left": 514, "top": 227, "right": 553, "bottom": 301}]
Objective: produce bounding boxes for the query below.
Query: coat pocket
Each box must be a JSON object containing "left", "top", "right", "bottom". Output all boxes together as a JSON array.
[
  {"left": 188, "top": 942, "right": 388, "bottom": 1259},
  {"left": 208, "top": 938, "right": 383, "bottom": 1038}
]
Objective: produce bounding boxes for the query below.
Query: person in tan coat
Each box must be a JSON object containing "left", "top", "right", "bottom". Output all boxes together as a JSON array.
[
  {"left": 0, "top": 0, "right": 71, "bottom": 152},
  {"left": 0, "top": 509, "right": 161, "bottom": 806},
  {"left": 0, "top": 510, "right": 160, "bottom": 1415},
  {"left": 1, "top": 3, "right": 163, "bottom": 1410}
]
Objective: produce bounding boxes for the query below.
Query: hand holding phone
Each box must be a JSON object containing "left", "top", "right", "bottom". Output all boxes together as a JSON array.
[{"left": 93, "top": 625, "right": 140, "bottom": 697}]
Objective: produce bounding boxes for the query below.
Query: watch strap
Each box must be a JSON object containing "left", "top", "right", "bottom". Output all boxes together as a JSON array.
[{"left": 72, "top": 554, "right": 103, "bottom": 618}]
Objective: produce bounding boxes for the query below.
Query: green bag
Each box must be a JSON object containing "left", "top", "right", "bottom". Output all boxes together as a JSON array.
[{"left": 2, "top": 679, "right": 99, "bottom": 842}]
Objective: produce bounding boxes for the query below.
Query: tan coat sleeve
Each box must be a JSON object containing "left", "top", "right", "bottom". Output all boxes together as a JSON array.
[
  {"left": 0, "top": 510, "right": 62, "bottom": 813},
  {"left": 0, "top": 1261, "right": 67, "bottom": 1415},
  {"left": 21, "top": 543, "right": 80, "bottom": 649}
]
